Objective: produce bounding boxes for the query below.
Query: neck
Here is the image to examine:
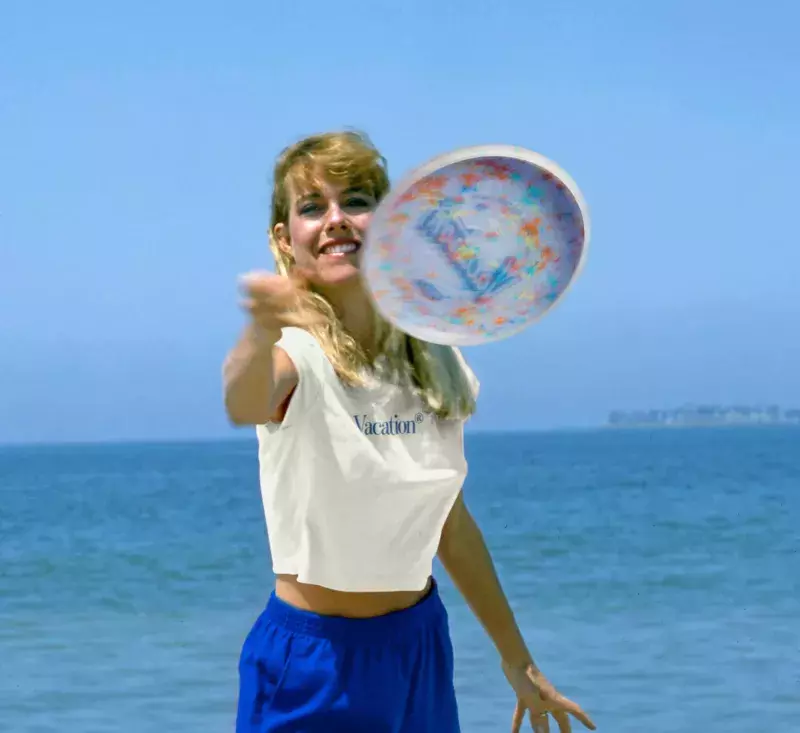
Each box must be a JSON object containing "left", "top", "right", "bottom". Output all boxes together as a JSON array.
[{"left": 319, "top": 281, "right": 378, "bottom": 355}]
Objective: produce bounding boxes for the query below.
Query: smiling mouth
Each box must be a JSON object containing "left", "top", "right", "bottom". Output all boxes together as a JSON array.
[{"left": 319, "top": 240, "right": 360, "bottom": 256}]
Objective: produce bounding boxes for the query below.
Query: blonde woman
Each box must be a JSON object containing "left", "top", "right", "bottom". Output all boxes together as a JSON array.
[{"left": 223, "top": 131, "right": 595, "bottom": 733}]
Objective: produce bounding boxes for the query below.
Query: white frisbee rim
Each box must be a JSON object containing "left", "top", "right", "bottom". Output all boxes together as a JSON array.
[{"left": 362, "top": 144, "right": 591, "bottom": 346}]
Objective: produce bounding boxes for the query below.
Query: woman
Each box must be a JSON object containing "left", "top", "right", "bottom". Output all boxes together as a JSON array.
[{"left": 223, "top": 130, "right": 595, "bottom": 733}]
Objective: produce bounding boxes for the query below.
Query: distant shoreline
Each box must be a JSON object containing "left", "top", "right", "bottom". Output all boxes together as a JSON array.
[
  {"left": 604, "top": 422, "right": 800, "bottom": 429},
  {"left": 608, "top": 405, "right": 800, "bottom": 429}
]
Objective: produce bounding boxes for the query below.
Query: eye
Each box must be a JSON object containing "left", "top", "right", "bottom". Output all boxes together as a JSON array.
[
  {"left": 298, "top": 201, "right": 323, "bottom": 216},
  {"left": 344, "top": 196, "right": 373, "bottom": 210}
]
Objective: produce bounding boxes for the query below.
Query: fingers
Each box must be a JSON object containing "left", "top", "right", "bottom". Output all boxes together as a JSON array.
[
  {"left": 511, "top": 700, "right": 524, "bottom": 733},
  {"left": 516, "top": 690, "right": 594, "bottom": 733},
  {"left": 239, "top": 272, "right": 294, "bottom": 301},
  {"left": 527, "top": 674, "right": 595, "bottom": 732},
  {"left": 550, "top": 694, "right": 595, "bottom": 731},
  {"left": 552, "top": 710, "right": 572, "bottom": 733},
  {"left": 238, "top": 271, "right": 276, "bottom": 294},
  {"left": 573, "top": 709, "right": 596, "bottom": 731},
  {"left": 506, "top": 666, "right": 595, "bottom": 732},
  {"left": 238, "top": 269, "right": 324, "bottom": 331},
  {"left": 528, "top": 710, "right": 550, "bottom": 733}
]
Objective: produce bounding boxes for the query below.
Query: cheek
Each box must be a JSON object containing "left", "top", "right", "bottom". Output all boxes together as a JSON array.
[
  {"left": 288, "top": 217, "right": 318, "bottom": 258},
  {"left": 355, "top": 211, "right": 375, "bottom": 232}
]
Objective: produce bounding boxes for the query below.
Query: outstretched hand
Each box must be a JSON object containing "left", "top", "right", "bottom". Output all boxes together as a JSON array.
[
  {"left": 502, "top": 661, "right": 596, "bottom": 733},
  {"left": 238, "top": 268, "right": 323, "bottom": 336}
]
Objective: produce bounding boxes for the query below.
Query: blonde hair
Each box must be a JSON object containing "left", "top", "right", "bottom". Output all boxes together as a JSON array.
[{"left": 268, "top": 130, "right": 476, "bottom": 419}]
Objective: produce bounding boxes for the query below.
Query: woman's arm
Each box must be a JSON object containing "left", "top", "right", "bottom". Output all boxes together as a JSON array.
[
  {"left": 438, "top": 491, "right": 596, "bottom": 731},
  {"left": 437, "top": 491, "right": 534, "bottom": 669},
  {"left": 223, "top": 325, "right": 298, "bottom": 425}
]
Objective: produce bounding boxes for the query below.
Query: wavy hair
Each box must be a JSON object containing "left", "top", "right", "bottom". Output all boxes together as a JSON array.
[{"left": 268, "top": 130, "right": 476, "bottom": 419}]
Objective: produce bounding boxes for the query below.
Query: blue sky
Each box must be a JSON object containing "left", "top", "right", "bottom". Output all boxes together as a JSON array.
[{"left": 2, "top": 0, "right": 798, "bottom": 444}]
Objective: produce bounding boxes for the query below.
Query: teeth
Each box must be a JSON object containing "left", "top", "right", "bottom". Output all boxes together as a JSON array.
[{"left": 323, "top": 243, "right": 357, "bottom": 255}]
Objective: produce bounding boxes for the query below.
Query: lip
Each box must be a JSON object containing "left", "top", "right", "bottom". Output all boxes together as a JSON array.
[{"left": 318, "top": 238, "right": 361, "bottom": 256}]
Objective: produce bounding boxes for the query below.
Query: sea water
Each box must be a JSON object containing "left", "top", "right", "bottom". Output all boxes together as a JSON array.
[{"left": 2, "top": 427, "right": 798, "bottom": 731}]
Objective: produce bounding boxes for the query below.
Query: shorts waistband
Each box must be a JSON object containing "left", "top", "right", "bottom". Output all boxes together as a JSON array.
[{"left": 261, "top": 580, "right": 446, "bottom": 644}]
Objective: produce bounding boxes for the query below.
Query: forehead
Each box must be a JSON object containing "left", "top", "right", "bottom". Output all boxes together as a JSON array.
[
  {"left": 288, "top": 179, "right": 371, "bottom": 202},
  {"left": 286, "top": 162, "right": 377, "bottom": 201}
]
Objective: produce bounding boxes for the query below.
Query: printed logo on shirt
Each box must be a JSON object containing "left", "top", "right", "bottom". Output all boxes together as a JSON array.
[{"left": 353, "top": 412, "right": 425, "bottom": 436}]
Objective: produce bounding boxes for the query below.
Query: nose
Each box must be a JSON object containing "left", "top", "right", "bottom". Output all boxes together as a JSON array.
[{"left": 324, "top": 202, "right": 350, "bottom": 233}]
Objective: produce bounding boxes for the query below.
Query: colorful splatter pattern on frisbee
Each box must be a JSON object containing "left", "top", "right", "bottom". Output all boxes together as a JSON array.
[{"left": 363, "top": 147, "right": 589, "bottom": 346}]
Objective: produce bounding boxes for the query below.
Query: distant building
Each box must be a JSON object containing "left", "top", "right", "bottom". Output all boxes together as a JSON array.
[{"left": 607, "top": 404, "right": 800, "bottom": 427}]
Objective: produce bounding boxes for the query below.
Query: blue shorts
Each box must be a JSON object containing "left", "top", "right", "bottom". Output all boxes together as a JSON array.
[{"left": 236, "top": 581, "right": 460, "bottom": 732}]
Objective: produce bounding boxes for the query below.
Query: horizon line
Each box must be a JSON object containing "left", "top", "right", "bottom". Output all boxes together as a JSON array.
[{"left": 2, "top": 422, "right": 799, "bottom": 450}]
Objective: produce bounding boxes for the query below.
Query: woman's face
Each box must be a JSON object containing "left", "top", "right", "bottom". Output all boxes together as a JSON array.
[{"left": 276, "top": 178, "right": 377, "bottom": 288}]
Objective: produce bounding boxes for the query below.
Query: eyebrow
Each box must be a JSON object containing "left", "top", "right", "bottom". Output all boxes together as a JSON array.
[
  {"left": 295, "top": 187, "right": 373, "bottom": 203},
  {"left": 342, "top": 187, "right": 372, "bottom": 196}
]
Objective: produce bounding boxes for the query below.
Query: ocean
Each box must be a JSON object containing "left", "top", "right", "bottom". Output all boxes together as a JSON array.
[{"left": 1, "top": 427, "right": 798, "bottom": 732}]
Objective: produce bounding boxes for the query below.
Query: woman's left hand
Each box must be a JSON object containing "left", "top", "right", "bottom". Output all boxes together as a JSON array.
[{"left": 502, "top": 661, "right": 596, "bottom": 733}]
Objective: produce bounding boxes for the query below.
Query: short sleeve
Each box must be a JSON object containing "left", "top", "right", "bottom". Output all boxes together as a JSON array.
[
  {"left": 453, "top": 347, "right": 480, "bottom": 402},
  {"left": 269, "top": 327, "right": 324, "bottom": 428},
  {"left": 274, "top": 327, "right": 319, "bottom": 375}
]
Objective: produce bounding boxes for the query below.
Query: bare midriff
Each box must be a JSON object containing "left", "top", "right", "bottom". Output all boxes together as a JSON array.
[{"left": 275, "top": 574, "right": 432, "bottom": 618}]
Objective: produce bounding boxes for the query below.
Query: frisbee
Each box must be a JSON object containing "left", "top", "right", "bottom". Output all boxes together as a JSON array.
[{"left": 362, "top": 145, "right": 590, "bottom": 346}]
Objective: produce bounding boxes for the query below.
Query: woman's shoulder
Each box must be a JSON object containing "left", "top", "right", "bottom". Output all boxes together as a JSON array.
[
  {"left": 274, "top": 327, "right": 327, "bottom": 360},
  {"left": 421, "top": 342, "right": 480, "bottom": 402},
  {"left": 275, "top": 326, "right": 319, "bottom": 349},
  {"left": 272, "top": 327, "right": 333, "bottom": 385},
  {"left": 450, "top": 346, "right": 480, "bottom": 401}
]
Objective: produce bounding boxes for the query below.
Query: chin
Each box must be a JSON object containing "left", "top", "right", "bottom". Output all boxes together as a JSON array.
[
  {"left": 321, "top": 262, "right": 361, "bottom": 287},
  {"left": 312, "top": 264, "right": 362, "bottom": 292}
]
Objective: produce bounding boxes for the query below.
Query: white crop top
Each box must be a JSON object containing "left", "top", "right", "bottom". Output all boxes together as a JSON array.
[{"left": 255, "top": 327, "right": 478, "bottom": 593}]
